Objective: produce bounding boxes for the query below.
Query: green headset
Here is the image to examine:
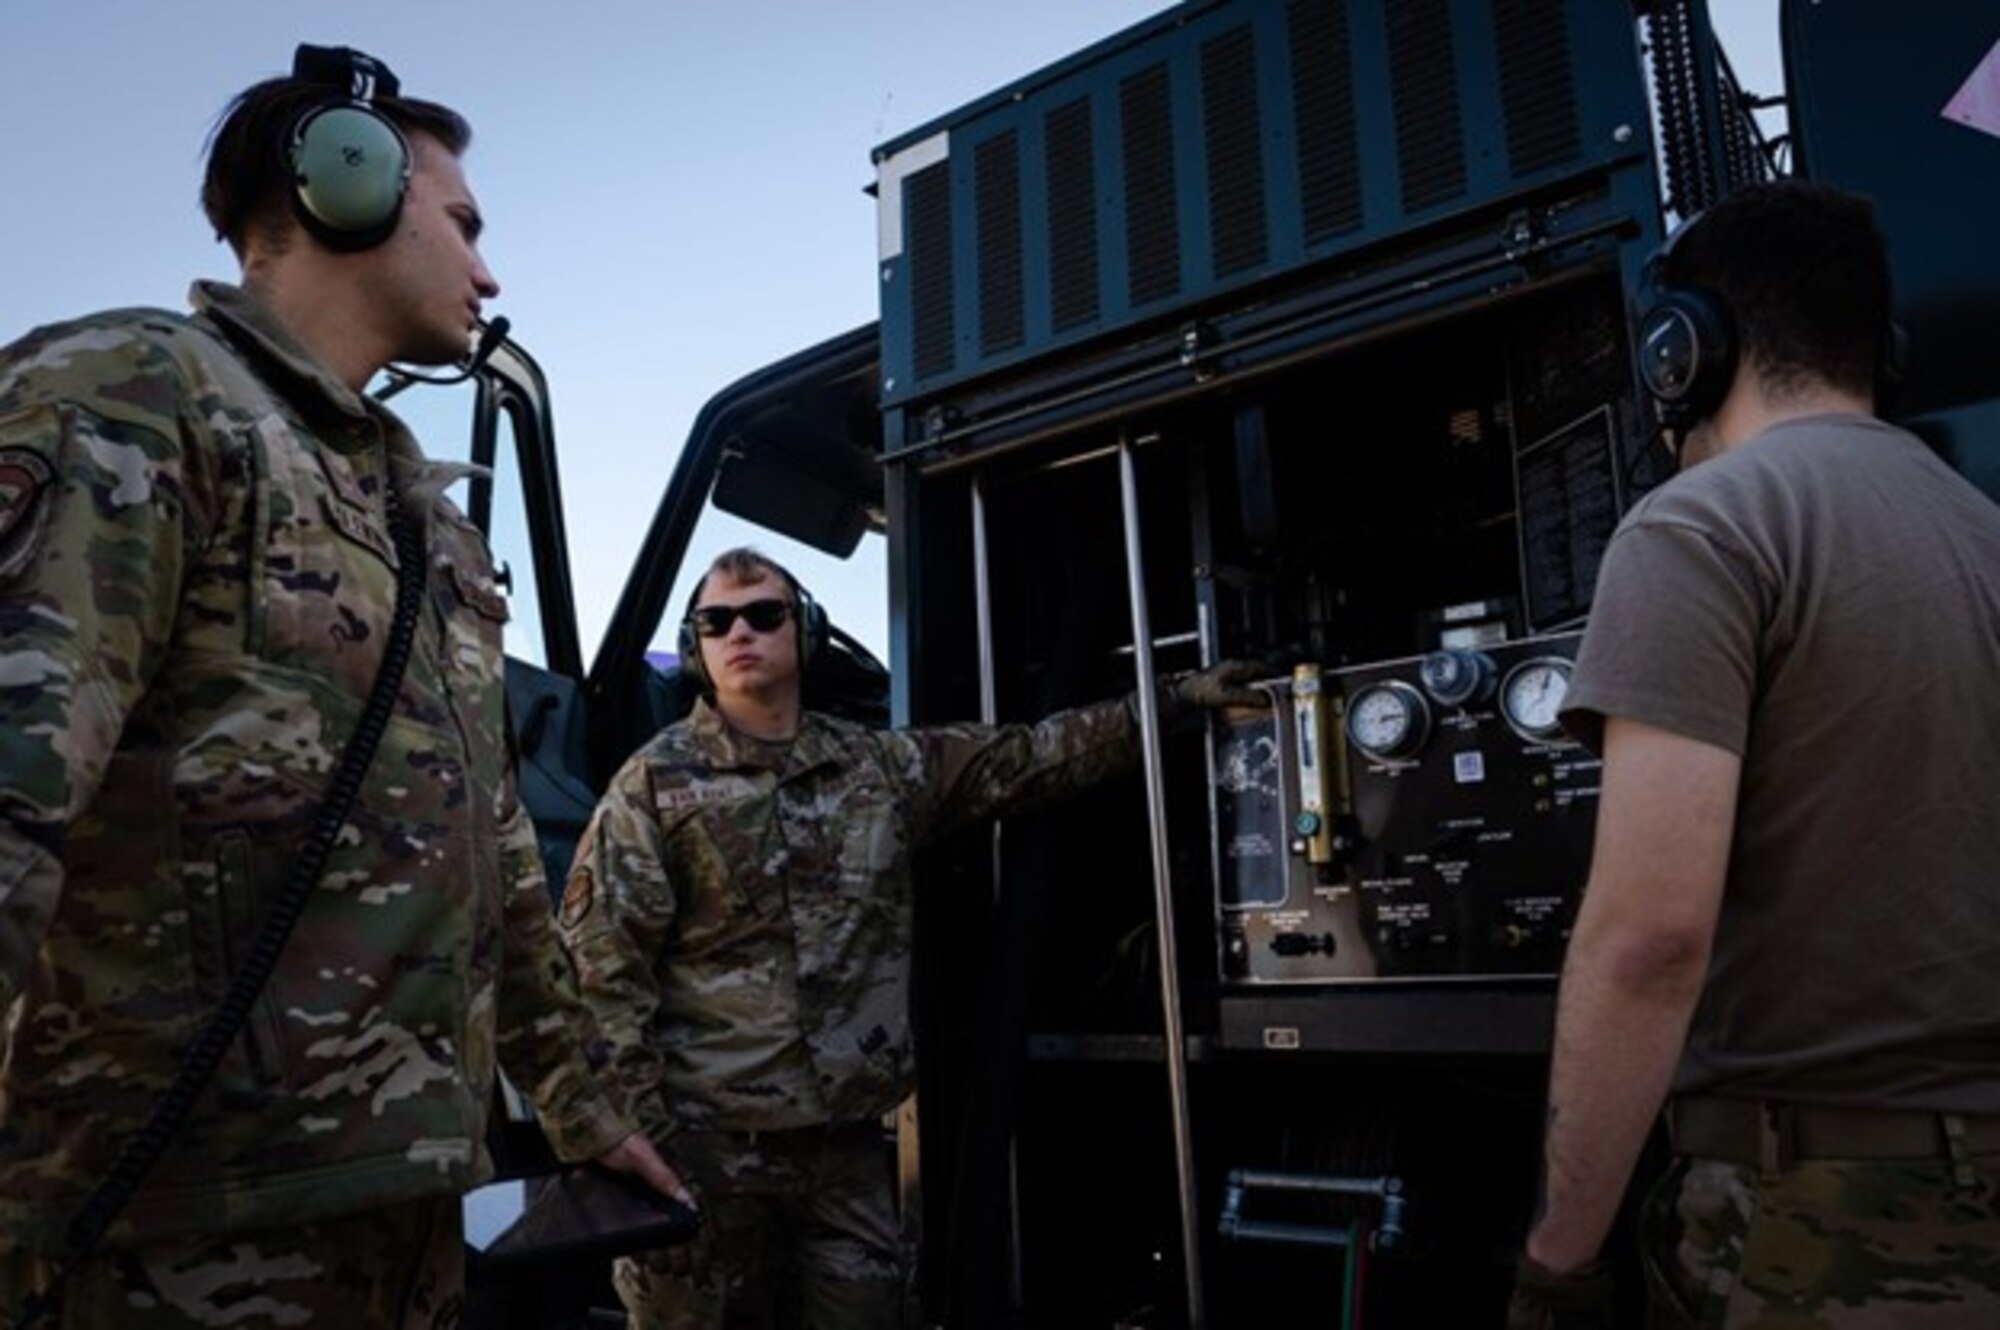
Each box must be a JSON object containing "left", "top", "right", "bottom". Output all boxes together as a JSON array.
[
  {"left": 677, "top": 561, "right": 830, "bottom": 693},
  {"left": 287, "top": 44, "right": 412, "bottom": 252}
]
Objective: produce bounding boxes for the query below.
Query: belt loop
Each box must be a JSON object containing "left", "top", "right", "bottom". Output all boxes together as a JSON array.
[
  {"left": 1942, "top": 1114, "right": 1977, "bottom": 1189},
  {"left": 1759, "top": 1103, "right": 1796, "bottom": 1177}
]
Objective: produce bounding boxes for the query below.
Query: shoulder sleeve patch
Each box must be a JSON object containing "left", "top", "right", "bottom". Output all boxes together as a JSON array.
[
  {"left": 560, "top": 865, "right": 595, "bottom": 930},
  {"left": 0, "top": 405, "right": 61, "bottom": 582}
]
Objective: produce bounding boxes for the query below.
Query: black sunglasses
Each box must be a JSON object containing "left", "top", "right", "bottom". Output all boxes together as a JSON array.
[{"left": 688, "top": 597, "right": 793, "bottom": 638}]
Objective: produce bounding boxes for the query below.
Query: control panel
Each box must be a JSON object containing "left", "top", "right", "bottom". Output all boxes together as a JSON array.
[{"left": 1213, "top": 632, "right": 1598, "bottom": 984}]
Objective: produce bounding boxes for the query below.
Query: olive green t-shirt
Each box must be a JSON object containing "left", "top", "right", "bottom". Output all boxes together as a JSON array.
[{"left": 1562, "top": 414, "right": 2000, "bottom": 1112}]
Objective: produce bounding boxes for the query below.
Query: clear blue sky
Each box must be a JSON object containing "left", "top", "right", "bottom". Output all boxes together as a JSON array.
[{"left": 2, "top": 2, "right": 1781, "bottom": 667}]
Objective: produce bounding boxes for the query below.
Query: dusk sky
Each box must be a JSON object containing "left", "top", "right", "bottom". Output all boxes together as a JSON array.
[{"left": 4, "top": 2, "right": 1782, "bottom": 667}]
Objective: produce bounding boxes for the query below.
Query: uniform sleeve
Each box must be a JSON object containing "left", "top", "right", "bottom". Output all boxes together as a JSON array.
[
  {"left": 556, "top": 757, "right": 679, "bottom": 1141},
  {"left": 0, "top": 327, "right": 214, "bottom": 1009},
  {"left": 1560, "top": 516, "right": 1767, "bottom": 756},
  {"left": 493, "top": 764, "right": 635, "bottom": 1162},
  {"left": 892, "top": 693, "right": 1142, "bottom": 845}
]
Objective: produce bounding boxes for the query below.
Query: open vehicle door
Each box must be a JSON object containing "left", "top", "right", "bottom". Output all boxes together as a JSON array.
[
  {"left": 448, "top": 325, "right": 889, "bottom": 897},
  {"left": 438, "top": 326, "right": 887, "bottom": 1327}
]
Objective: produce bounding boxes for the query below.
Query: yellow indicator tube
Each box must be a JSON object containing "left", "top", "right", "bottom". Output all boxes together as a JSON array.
[{"left": 1291, "top": 664, "right": 1335, "bottom": 865}]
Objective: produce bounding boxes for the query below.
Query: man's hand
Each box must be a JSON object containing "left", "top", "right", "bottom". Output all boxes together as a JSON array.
[
  {"left": 1505, "top": 1252, "right": 1616, "bottom": 1330},
  {"left": 1171, "top": 659, "right": 1270, "bottom": 711},
  {"left": 595, "top": 1130, "right": 696, "bottom": 1209}
]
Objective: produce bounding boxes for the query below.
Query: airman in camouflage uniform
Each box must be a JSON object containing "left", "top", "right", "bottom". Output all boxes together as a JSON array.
[
  {"left": 561, "top": 548, "right": 1259, "bottom": 1329},
  {"left": 0, "top": 46, "right": 682, "bottom": 1330},
  {"left": 1511, "top": 183, "right": 2000, "bottom": 1328}
]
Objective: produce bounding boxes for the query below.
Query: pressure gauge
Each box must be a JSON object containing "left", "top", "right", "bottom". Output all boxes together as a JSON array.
[
  {"left": 1344, "top": 681, "right": 1430, "bottom": 762},
  {"left": 1500, "top": 657, "right": 1574, "bottom": 744}
]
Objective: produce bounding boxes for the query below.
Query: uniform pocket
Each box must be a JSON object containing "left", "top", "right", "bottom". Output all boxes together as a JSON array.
[
  {"left": 212, "top": 828, "right": 290, "bottom": 1091},
  {"left": 244, "top": 416, "right": 396, "bottom": 694},
  {"left": 659, "top": 803, "right": 787, "bottom": 942},
  {"left": 435, "top": 548, "right": 510, "bottom": 759},
  {"left": 1640, "top": 1157, "right": 1757, "bottom": 1330}
]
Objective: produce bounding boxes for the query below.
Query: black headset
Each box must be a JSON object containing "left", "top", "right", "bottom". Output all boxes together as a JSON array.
[
  {"left": 1634, "top": 215, "right": 1739, "bottom": 433},
  {"left": 676, "top": 561, "right": 830, "bottom": 693},
  {"left": 1636, "top": 209, "right": 1908, "bottom": 432},
  {"left": 287, "top": 45, "right": 412, "bottom": 252}
]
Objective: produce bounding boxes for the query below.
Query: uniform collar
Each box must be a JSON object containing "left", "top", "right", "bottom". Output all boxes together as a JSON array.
[
  {"left": 688, "top": 698, "right": 845, "bottom": 779},
  {"left": 189, "top": 280, "right": 486, "bottom": 500},
  {"left": 190, "top": 280, "right": 375, "bottom": 423}
]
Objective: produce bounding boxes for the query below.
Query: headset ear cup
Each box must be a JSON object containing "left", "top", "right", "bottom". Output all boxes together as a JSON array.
[
  {"left": 677, "top": 618, "right": 709, "bottom": 691},
  {"left": 1637, "top": 288, "right": 1736, "bottom": 431},
  {"left": 797, "top": 593, "right": 829, "bottom": 667},
  {"left": 289, "top": 102, "right": 411, "bottom": 251}
]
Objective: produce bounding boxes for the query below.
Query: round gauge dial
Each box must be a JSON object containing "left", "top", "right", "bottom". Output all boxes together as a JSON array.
[
  {"left": 1344, "top": 681, "right": 1430, "bottom": 762},
  {"left": 1501, "top": 658, "right": 1574, "bottom": 744}
]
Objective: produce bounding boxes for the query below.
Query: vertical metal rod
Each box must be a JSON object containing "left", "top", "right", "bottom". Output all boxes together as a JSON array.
[
  {"left": 1118, "top": 437, "right": 1207, "bottom": 1328},
  {"left": 970, "top": 476, "right": 1026, "bottom": 1309}
]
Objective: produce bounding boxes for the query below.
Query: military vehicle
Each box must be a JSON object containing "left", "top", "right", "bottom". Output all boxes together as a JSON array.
[{"left": 456, "top": 1, "right": 2000, "bottom": 1323}]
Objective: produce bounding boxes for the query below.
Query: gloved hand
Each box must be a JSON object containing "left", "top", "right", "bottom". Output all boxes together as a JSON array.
[
  {"left": 1169, "top": 659, "right": 1271, "bottom": 711},
  {"left": 1505, "top": 1252, "right": 1617, "bottom": 1330}
]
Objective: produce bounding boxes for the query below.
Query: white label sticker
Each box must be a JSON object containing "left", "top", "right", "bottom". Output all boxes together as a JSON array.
[
  {"left": 875, "top": 131, "right": 951, "bottom": 260},
  {"left": 1944, "top": 39, "right": 2000, "bottom": 141}
]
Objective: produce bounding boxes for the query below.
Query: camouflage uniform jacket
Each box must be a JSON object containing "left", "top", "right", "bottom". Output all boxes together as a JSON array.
[
  {"left": 560, "top": 695, "right": 1143, "bottom": 1136},
  {"left": 0, "top": 283, "right": 630, "bottom": 1250}
]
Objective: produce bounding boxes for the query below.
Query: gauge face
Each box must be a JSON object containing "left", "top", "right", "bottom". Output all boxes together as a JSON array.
[
  {"left": 1501, "top": 658, "right": 1573, "bottom": 743},
  {"left": 1345, "top": 681, "right": 1429, "bottom": 761}
]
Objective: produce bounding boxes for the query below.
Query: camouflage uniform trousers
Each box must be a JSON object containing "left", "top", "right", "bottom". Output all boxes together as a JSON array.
[
  {"left": 0, "top": 1195, "right": 463, "bottom": 1329},
  {"left": 1640, "top": 1152, "right": 2000, "bottom": 1328},
  {"left": 615, "top": 1122, "right": 905, "bottom": 1330}
]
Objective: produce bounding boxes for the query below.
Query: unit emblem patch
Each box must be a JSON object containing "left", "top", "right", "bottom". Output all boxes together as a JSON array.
[
  {"left": 0, "top": 443, "right": 56, "bottom": 581},
  {"left": 560, "top": 866, "right": 596, "bottom": 930}
]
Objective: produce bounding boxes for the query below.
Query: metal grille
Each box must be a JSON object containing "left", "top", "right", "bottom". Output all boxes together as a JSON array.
[
  {"left": 975, "top": 132, "right": 1025, "bottom": 356},
  {"left": 1120, "top": 63, "right": 1182, "bottom": 307},
  {"left": 1387, "top": 0, "right": 1468, "bottom": 211},
  {"left": 1645, "top": 1, "right": 1712, "bottom": 216},
  {"left": 1493, "top": 0, "right": 1580, "bottom": 176},
  {"left": 1203, "top": 25, "right": 1269, "bottom": 276},
  {"left": 1288, "top": 0, "right": 1363, "bottom": 242},
  {"left": 908, "top": 162, "right": 956, "bottom": 379},
  {"left": 1046, "top": 96, "right": 1101, "bottom": 332}
]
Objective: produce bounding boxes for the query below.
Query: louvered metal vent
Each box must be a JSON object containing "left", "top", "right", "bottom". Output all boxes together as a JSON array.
[
  {"left": 1387, "top": 0, "right": 1468, "bottom": 210},
  {"left": 1494, "top": 0, "right": 1581, "bottom": 175},
  {"left": 877, "top": 0, "right": 1650, "bottom": 407},
  {"left": 908, "top": 163, "right": 956, "bottom": 379},
  {"left": 1121, "top": 64, "right": 1181, "bottom": 307},
  {"left": 1203, "top": 26, "right": 1269, "bottom": 277},
  {"left": 1046, "top": 97, "right": 1101, "bottom": 332},
  {"left": 1288, "top": 0, "right": 1363, "bottom": 242},
  {"left": 976, "top": 132, "right": 1025, "bottom": 356}
]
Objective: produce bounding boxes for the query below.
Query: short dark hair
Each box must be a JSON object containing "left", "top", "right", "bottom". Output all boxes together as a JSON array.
[
  {"left": 689, "top": 548, "right": 799, "bottom": 612},
  {"left": 1662, "top": 180, "right": 1893, "bottom": 402},
  {"left": 201, "top": 73, "right": 471, "bottom": 257}
]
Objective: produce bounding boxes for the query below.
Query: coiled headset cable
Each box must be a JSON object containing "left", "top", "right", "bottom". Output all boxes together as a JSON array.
[{"left": 19, "top": 484, "right": 428, "bottom": 1327}]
